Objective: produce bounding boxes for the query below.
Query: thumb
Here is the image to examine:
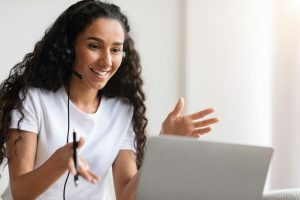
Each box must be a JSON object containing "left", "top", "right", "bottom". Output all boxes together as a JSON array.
[
  {"left": 171, "top": 97, "right": 184, "bottom": 116},
  {"left": 77, "top": 136, "right": 85, "bottom": 149}
]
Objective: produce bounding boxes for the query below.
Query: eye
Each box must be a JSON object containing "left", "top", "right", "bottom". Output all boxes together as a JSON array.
[
  {"left": 111, "top": 48, "right": 122, "bottom": 55},
  {"left": 88, "top": 43, "right": 100, "bottom": 50}
]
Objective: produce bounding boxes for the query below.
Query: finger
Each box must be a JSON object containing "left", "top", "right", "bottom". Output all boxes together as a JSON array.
[
  {"left": 87, "top": 170, "right": 101, "bottom": 183},
  {"left": 78, "top": 156, "right": 90, "bottom": 168},
  {"left": 190, "top": 108, "right": 216, "bottom": 120},
  {"left": 171, "top": 97, "right": 184, "bottom": 116},
  {"left": 193, "top": 118, "right": 220, "bottom": 127},
  {"left": 191, "top": 134, "right": 201, "bottom": 138},
  {"left": 66, "top": 136, "right": 85, "bottom": 150},
  {"left": 78, "top": 160, "right": 93, "bottom": 181},
  {"left": 192, "top": 127, "right": 212, "bottom": 135},
  {"left": 80, "top": 169, "right": 100, "bottom": 184},
  {"left": 79, "top": 168, "right": 94, "bottom": 183},
  {"left": 68, "top": 160, "right": 76, "bottom": 175},
  {"left": 77, "top": 137, "right": 85, "bottom": 149}
]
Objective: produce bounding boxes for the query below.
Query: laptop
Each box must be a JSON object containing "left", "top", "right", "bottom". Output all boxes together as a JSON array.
[{"left": 136, "top": 136, "right": 273, "bottom": 200}]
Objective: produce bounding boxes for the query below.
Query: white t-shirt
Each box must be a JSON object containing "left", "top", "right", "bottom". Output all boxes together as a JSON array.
[{"left": 1, "top": 86, "right": 136, "bottom": 200}]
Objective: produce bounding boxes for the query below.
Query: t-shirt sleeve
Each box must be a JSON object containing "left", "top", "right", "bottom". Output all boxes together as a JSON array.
[
  {"left": 120, "top": 121, "right": 136, "bottom": 153},
  {"left": 10, "top": 90, "right": 39, "bottom": 134}
]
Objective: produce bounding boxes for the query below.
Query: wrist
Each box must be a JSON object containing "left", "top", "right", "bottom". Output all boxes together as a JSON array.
[
  {"left": 160, "top": 124, "right": 169, "bottom": 135},
  {"left": 52, "top": 148, "right": 70, "bottom": 171}
]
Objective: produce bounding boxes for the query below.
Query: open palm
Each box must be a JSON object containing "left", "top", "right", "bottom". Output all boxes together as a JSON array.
[{"left": 161, "top": 98, "right": 219, "bottom": 137}]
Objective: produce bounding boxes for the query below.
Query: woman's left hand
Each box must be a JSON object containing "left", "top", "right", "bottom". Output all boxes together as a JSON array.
[{"left": 161, "top": 98, "right": 220, "bottom": 138}]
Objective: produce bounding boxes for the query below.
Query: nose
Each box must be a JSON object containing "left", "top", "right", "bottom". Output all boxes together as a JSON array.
[{"left": 98, "top": 49, "right": 112, "bottom": 67}]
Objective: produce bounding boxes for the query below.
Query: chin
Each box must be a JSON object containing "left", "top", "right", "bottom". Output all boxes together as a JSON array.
[
  {"left": 87, "top": 77, "right": 110, "bottom": 91},
  {"left": 96, "top": 83, "right": 108, "bottom": 90}
]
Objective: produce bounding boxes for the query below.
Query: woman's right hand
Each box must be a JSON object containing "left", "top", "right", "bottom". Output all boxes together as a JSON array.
[{"left": 55, "top": 137, "right": 100, "bottom": 184}]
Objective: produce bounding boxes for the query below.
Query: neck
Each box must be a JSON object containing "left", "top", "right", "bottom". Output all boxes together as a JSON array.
[{"left": 66, "top": 77, "right": 100, "bottom": 113}]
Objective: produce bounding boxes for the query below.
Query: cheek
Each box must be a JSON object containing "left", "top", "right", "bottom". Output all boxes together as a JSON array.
[
  {"left": 74, "top": 51, "right": 97, "bottom": 68},
  {"left": 112, "top": 58, "right": 123, "bottom": 71},
  {"left": 73, "top": 50, "right": 87, "bottom": 67}
]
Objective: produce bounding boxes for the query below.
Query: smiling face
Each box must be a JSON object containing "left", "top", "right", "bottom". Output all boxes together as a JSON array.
[{"left": 72, "top": 17, "right": 125, "bottom": 91}]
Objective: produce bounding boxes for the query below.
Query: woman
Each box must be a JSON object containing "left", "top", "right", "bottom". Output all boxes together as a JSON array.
[{"left": 0, "top": 0, "right": 219, "bottom": 199}]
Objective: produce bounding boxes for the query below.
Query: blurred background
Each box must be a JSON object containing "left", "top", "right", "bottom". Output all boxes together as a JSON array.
[{"left": 0, "top": 0, "right": 300, "bottom": 197}]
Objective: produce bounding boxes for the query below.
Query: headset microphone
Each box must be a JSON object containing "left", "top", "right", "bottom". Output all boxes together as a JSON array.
[{"left": 69, "top": 67, "right": 83, "bottom": 80}]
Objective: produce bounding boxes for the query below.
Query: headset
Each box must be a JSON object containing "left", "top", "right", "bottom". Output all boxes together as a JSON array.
[{"left": 66, "top": 48, "right": 83, "bottom": 80}]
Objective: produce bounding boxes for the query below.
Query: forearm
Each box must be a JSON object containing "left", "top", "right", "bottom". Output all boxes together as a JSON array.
[
  {"left": 118, "top": 171, "right": 140, "bottom": 200},
  {"left": 10, "top": 152, "right": 67, "bottom": 200}
]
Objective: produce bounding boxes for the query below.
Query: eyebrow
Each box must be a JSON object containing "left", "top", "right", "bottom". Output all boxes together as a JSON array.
[{"left": 87, "top": 36, "right": 123, "bottom": 46}]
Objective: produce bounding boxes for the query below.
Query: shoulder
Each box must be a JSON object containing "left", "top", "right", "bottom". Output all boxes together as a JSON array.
[
  {"left": 24, "top": 87, "right": 61, "bottom": 100},
  {"left": 26, "top": 87, "right": 56, "bottom": 96},
  {"left": 21, "top": 87, "right": 62, "bottom": 108}
]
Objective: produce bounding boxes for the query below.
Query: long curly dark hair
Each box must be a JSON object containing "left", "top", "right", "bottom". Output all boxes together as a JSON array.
[{"left": 0, "top": 0, "right": 147, "bottom": 168}]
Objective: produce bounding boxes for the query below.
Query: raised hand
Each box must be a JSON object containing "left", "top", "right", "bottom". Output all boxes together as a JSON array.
[
  {"left": 161, "top": 97, "right": 219, "bottom": 138},
  {"left": 55, "top": 137, "right": 100, "bottom": 184}
]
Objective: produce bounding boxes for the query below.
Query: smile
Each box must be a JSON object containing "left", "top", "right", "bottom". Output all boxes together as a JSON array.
[{"left": 90, "top": 68, "right": 111, "bottom": 77}]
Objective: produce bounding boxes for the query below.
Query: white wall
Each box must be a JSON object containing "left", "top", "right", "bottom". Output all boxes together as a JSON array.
[
  {"left": 271, "top": 0, "right": 300, "bottom": 189},
  {"left": 185, "top": 0, "right": 273, "bottom": 146}
]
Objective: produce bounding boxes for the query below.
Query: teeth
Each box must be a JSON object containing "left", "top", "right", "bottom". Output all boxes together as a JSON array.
[
  {"left": 98, "top": 71, "right": 108, "bottom": 76},
  {"left": 91, "top": 68, "right": 109, "bottom": 76}
]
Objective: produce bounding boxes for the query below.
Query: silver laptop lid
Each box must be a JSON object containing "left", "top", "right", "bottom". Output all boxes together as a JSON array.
[{"left": 136, "top": 136, "right": 273, "bottom": 200}]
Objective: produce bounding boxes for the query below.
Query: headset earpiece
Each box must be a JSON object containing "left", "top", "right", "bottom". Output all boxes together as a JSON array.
[
  {"left": 66, "top": 48, "right": 73, "bottom": 55},
  {"left": 65, "top": 48, "right": 83, "bottom": 80}
]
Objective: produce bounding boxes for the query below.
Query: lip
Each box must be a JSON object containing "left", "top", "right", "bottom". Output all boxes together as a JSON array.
[{"left": 89, "top": 67, "right": 112, "bottom": 81}]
